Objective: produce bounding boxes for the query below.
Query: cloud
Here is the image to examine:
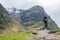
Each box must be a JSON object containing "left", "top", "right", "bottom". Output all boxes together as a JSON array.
[
  {"left": 37, "top": 0, "right": 60, "bottom": 7},
  {"left": 0, "top": 0, "right": 27, "bottom": 8}
]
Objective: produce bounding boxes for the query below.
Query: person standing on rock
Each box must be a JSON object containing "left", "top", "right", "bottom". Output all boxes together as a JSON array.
[{"left": 43, "top": 16, "right": 48, "bottom": 30}]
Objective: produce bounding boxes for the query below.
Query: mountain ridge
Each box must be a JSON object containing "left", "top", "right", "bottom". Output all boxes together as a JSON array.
[{"left": 9, "top": 5, "right": 58, "bottom": 30}]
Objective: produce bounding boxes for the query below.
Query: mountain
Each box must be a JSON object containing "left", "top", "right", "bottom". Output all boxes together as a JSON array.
[
  {"left": 9, "top": 5, "right": 58, "bottom": 30},
  {"left": 20, "top": 6, "right": 49, "bottom": 22},
  {"left": 0, "top": 4, "right": 24, "bottom": 34}
]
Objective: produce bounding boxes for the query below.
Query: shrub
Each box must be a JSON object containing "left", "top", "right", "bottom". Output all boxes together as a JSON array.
[{"left": 32, "top": 32, "right": 37, "bottom": 35}]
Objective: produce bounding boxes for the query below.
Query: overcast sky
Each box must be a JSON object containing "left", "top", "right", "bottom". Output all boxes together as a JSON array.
[
  {"left": 0, "top": 0, "right": 60, "bottom": 27},
  {"left": 0, "top": 0, "right": 60, "bottom": 8}
]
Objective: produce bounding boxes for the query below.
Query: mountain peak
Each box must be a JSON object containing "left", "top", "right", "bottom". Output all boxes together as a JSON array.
[
  {"left": 30, "top": 5, "right": 43, "bottom": 10},
  {"left": 31, "top": 5, "right": 42, "bottom": 8}
]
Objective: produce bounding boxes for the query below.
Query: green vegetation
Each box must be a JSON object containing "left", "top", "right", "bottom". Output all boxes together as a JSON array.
[
  {"left": 0, "top": 32, "right": 27, "bottom": 40},
  {"left": 0, "top": 30, "right": 34, "bottom": 40},
  {"left": 0, "top": 18, "right": 4, "bottom": 22},
  {"left": 32, "top": 32, "right": 37, "bottom": 35},
  {"left": 0, "top": 4, "right": 28, "bottom": 40}
]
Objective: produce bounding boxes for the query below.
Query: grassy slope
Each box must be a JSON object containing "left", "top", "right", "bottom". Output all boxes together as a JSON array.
[
  {"left": 0, "top": 4, "right": 24, "bottom": 34},
  {"left": 0, "top": 32, "right": 27, "bottom": 40},
  {"left": 0, "top": 30, "right": 33, "bottom": 40},
  {"left": 0, "top": 20, "right": 25, "bottom": 35},
  {"left": 0, "top": 4, "right": 28, "bottom": 40}
]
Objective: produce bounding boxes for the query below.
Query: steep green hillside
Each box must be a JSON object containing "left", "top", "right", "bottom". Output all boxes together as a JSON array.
[{"left": 0, "top": 4, "right": 24, "bottom": 35}]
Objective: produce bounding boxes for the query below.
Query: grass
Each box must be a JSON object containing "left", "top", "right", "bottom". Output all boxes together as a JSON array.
[{"left": 0, "top": 32, "right": 27, "bottom": 40}]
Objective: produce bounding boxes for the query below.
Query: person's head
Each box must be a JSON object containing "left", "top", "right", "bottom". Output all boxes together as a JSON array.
[{"left": 44, "top": 16, "right": 47, "bottom": 19}]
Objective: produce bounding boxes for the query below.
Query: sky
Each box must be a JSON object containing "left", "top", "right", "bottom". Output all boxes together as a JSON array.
[{"left": 0, "top": 0, "right": 60, "bottom": 27}]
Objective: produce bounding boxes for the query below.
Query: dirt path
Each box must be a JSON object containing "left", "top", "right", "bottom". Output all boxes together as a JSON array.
[{"left": 28, "top": 30, "right": 60, "bottom": 40}]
